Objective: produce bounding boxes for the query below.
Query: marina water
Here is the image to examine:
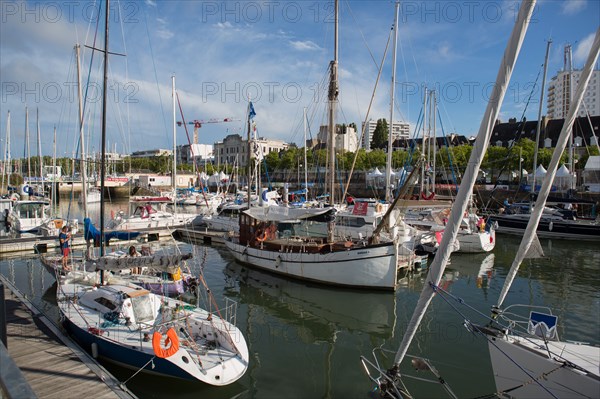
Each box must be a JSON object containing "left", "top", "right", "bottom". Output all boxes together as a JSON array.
[{"left": 1, "top": 201, "right": 598, "bottom": 398}]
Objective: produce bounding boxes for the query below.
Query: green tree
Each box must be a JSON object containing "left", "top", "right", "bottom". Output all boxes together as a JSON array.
[
  {"left": 264, "top": 151, "right": 281, "bottom": 171},
  {"left": 366, "top": 149, "right": 387, "bottom": 168},
  {"left": 371, "top": 119, "right": 388, "bottom": 149}
]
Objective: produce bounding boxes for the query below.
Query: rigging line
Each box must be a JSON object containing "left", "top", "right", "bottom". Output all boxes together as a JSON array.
[
  {"left": 142, "top": 5, "right": 169, "bottom": 145},
  {"left": 341, "top": 24, "right": 394, "bottom": 201},
  {"left": 429, "top": 282, "right": 560, "bottom": 399},
  {"left": 343, "top": 0, "right": 379, "bottom": 68}
]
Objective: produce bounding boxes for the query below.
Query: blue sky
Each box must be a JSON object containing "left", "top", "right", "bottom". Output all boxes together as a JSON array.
[{"left": 1, "top": 0, "right": 598, "bottom": 158}]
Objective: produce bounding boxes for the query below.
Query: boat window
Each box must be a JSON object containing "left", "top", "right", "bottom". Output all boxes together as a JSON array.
[
  {"left": 338, "top": 216, "right": 366, "bottom": 227},
  {"left": 131, "top": 295, "right": 154, "bottom": 323},
  {"left": 94, "top": 297, "right": 117, "bottom": 311}
]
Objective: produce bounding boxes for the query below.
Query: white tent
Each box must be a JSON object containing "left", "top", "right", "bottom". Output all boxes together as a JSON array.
[
  {"left": 555, "top": 164, "right": 573, "bottom": 191},
  {"left": 367, "top": 167, "right": 384, "bottom": 179},
  {"left": 555, "top": 164, "right": 570, "bottom": 177},
  {"left": 534, "top": 164, "right": 547, "bottom": 177}
]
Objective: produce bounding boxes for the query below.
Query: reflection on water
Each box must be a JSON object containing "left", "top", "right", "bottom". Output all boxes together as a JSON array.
[{"left": 0, "top": 234, "right": 598, "bottom": 398}]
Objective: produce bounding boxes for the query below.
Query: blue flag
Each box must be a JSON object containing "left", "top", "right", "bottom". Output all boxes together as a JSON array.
[{"left": 249, "top": 102, "right": 256, "bottom": 119}]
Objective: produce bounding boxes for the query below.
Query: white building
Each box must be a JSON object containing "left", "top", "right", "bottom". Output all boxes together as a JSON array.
[
  {"left": 317, "top": 125, "right": 359, "bottom": 152},
  {"left": 130, "top": 149, "right": 173, "bottom": 158},
  {"left": 177, "top": 143, "right": 213, "bottom": 165},
  {"left": 214, "top": 134, "right": 288, "bottom": 167},
  {"left": 547, "top": 69, "right": 600, "bottom": 119},
  {"left": 361, "top": 119, "right": 410, "bottom": 151}
]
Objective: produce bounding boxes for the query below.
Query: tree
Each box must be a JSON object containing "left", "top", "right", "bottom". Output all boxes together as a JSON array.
[
  {"left": 264, "top": 151, "right": 281, "bottom": 171},
  {"left": 371, "top": 119, "right": 388, "bottom": 149}
]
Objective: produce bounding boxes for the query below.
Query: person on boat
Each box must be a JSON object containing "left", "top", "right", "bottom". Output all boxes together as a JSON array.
[
  {"left": 128, "top": 245, "right": 142, "bottom": 274},
  {"left": 128, "top": 245, "right": 141, "bottom": 257},
  {"left": 59, "top": 226, "right": 71, "bottom": 271}
]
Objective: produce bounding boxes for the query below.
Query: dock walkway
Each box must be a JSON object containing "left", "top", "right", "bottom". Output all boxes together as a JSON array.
[{"left": 1, "top": 276, "right": 137, "bottom": 399}]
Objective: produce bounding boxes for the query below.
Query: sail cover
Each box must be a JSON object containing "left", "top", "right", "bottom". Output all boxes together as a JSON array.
[
  {"left": 84, "top": 218, "right": 141, "bottom": 243},
  {"left": 85, "top": 252, "right": 193, "bottom": 271}
]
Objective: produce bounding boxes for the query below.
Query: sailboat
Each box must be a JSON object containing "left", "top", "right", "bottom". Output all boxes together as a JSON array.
[
  {"left": 224, "top": 0, "right": 418, "bottom": 291},
  {"left": 481, "top": 28, "right": 600, "bottom": 398},
  {"left": 56, "top": 0, "right": 249, "bottom": 385},
  {"left": 360, "top": 1, "right": 538, "bottom": 396},
  {"left": 108, "top": 77, "right": 197, "bottom": 230}
]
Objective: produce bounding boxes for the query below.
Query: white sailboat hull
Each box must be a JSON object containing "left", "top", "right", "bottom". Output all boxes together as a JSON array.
[
  {"left": 456, "top": 229, "right": 495, "bottom": 253},
  {"left": 489, "top": 335, "right": 600, "bottom": 398},
  {"left": 110, "top": 211, "right": 197, "bottom": 230},
  {"left": 225, "top": 239, "right": 399, "bottom": 290}
]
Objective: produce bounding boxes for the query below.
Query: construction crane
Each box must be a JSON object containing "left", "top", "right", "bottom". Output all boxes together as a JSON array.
[{"left": 176, "top": 118, "right": 239, "bottom": 144}]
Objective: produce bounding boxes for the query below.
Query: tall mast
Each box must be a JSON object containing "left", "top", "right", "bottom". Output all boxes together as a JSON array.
[
  {"left": 246, "top": 102, "right": 251, "bottom": 209},
  {"left": 565, "top": 45, "right": 575, "bottom": 190},
  {"left": 76, "top": 43, "right": 88, "bottom": 218},
  {"left": 25, "top": 107, "right": 31, "bottom": 184},
  {"left": 431, "top": 91, "right": 437, "bottom": 193},
  {"left": 385, "top": 1, "right": 399, "bottom": 203},
  {"left": 172, "top": 75, "right": 177, "bottom": 199},
  {"left": 420, "top": 88, "right": 427, "bottom": 194},
  {"left": 2, "top": 111, "right": 10, "bottom": 191},
  {"left": 99, "top": 0, "right": 110, "bottom": 258},
  {"left": 36, "top": 108, "right": 43, "bottom": 188},
  {"left": 327, "top": 0, "right": 339, "bottom": 209},
  {"left": 52, "top": 127, "right": 57, "bottom": 212},
  {"left": 532, "top": 39, "right": 552, "bottom": 194},
  {"left": 304, "top": 107, "right": 308, "bottom": 202}
]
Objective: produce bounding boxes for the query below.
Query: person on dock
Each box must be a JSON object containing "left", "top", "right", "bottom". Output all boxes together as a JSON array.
[{"left": 59, "top": 226, "right": 71, "bottom": 271}]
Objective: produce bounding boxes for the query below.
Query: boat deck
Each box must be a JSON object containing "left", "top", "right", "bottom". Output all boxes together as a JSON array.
[{"left": 1, "top": 276, "right": 137, "bottom": 399}]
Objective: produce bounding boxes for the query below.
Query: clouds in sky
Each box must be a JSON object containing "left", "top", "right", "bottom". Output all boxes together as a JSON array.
[{"left": 1, "top": 0, "right": 598, "bottom": 157}]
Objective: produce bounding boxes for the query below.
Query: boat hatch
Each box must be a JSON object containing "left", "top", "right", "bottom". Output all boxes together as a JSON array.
[{"left": 130, "top": 294, "right": 154, "bottom": 323}]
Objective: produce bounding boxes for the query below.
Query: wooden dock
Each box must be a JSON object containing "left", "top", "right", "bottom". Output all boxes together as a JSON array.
[
  {"left": 0, "top": 225, "right": 180, "bottom": 256},
  {"left": 0, "top": 276, "right": 137, "bottom": 399}
]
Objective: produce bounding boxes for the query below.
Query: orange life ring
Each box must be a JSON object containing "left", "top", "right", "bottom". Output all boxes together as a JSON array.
[
  {"left": 256, "top": 229, "right": 268, "bottom": 242},
  {"left": 152, "top": 328, "right": 179, "bottom": 358}
]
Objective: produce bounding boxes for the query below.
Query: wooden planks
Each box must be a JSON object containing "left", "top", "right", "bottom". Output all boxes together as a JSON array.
[{"left": 2, "top": 278, "right": 137, "bottom": 399}]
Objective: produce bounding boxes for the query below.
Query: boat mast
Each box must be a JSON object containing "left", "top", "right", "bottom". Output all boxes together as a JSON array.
[
  {"left": 325, "top": 0, "right": 339, "bottom": 243},
  {"left": 420, "top": 88, "right": 427, "bottom": 194},
  {"left": 303, "top": 107, "right": 308, "bottom": 202},
  {"left": 25, "top": 107, "right": 31, "bottom": 186},
  {"left": 172, "top": 75, "right": 177, "bottom": 205},
  {"left": 496, "top": 28, "right": 600, "bottom": 310},
  {"left": 2, "top": 111, "right": 10, "bottom": 191},
  {"left": 565, "top": 45, "right": 576, "bottom": 190},
  {"left": 52, "top": 126, "right": 57, "bottom": 211},
  {"left": 247, "top": 101, "right": 252, "bottom": 209},
  {"left": 431, "top": 90, "right": 437, "bottom": 194},
  {"left": 385, "top": 1, "right": 399, "bottom": 203},
  {"left": 389, "top": 0, "right": 536, "bottom": 377},
  {"left": 99, "top": 0, "right": 110, "bottom": 258},
  {"left": 36, "top": 108, "right": 43, "bottom": 191},
  {"left": 531, "top": 39, "right": 551, "bottom": 194},
  {"left": 327, "top": 0, "right": 339, "bottom": 210},
  {"left": 75, "top": 43, "right": 88, "bottom": 219}
]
